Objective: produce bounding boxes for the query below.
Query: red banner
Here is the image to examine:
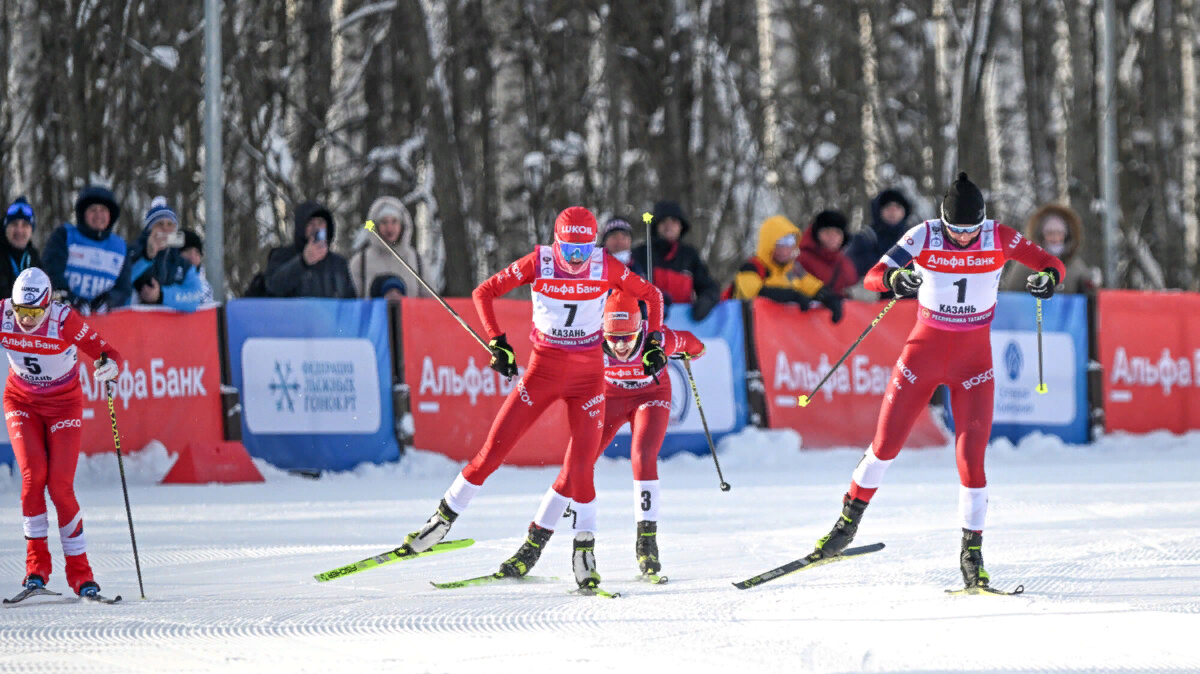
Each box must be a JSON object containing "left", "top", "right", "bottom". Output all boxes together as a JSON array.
[
  {"left": 72, "top": 308, "right": 225, "bottom": 455},
  {"left": 1098, "top": 290, "right": 1200, "bottom": 434},
  {"left": 753, "top": 298, "right": 948, "bottom": 448},
  {"left": 403, "top": 298, "right": 572, "bottom": 465}
]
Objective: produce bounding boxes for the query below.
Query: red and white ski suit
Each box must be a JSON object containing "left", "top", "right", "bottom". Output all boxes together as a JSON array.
[
  {"left": 1, "top": 300, "right": 122, "bottom": 591},
  {"left": 455, "top": 248, "right": 663, "bottom": 519},
  {"left": 849, "top": 221, "right": 1065, "bottom": 531}
]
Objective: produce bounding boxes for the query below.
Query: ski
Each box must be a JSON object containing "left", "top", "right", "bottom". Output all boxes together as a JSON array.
[
  {"left": 733, "top": 542, "right": 886, "bottom": 590},
  {"left": 314, "top": 539, "right": 475, "bottom": 582},
  {"left": 637, "top": 573, "right": 668, "bottom": 585},
  {"left": 571, "top": 585, "right": 621, "bottom": 598},
  {"left": 431, "top": 572, "right": 559, "bottom": 590},
  {"left": 946, "top": 583, "right": 1024, "bottom": 597},
  {"left": 3, "top": 587, "right": 62, "bottom": 605}
]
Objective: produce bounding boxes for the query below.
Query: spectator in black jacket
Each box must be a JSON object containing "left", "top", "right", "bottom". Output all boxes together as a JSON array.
[
  {"left": 264, "top": 200, "right": 356, "bottom": 298},
  {"left": 0, "top": 197, "right": 42, "bottom": 299},
  {"left": 630, "top": 200, "right": 720, "bottom": 321},
  {"left": 845, "top": 188, "right": 913, "bottom": 283}
]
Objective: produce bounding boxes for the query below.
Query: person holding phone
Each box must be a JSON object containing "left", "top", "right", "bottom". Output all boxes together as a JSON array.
[
  {"left": 127, "top": 197, "right": 211, "bottom": 311},
  {"left": 262, "top": 201, "right": 356, "bottom": 299}
]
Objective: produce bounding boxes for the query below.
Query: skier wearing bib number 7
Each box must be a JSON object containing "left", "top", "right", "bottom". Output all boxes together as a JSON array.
[
  {"left": 808, "top": 174, "right": 1066, "bottom": 593},
  {"left": 1, "top": 268, "right": 123, "bottom": 601},
  {"left": 400, "top": 206, "right": 665, "bottom": 591}
]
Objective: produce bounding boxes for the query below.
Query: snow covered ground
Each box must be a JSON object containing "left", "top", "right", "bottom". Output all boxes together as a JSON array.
[{"left": 2, "top": 429, "right": 1199, "bottom": 673}]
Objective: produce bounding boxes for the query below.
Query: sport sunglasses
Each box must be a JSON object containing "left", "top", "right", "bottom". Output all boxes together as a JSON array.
[
  {"left": 559, "top": 241, "right": 594, "bottom": 264},
  {"left": 6, "top": 202, "right": 33, "bottom": 223},
  {"left": 944, "top": 221, "right": 983, "bottom": 234},
  {"left": 13, "top": 304, "right": 45, "bottom": 320}
]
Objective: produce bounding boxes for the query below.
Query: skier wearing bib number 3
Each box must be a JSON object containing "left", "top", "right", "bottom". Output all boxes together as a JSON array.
[
  {"left": 2, "top": 268, "right": 122, "bottom": 600},
  {"left": 400, "top": 207, "right": 665, "bottom": 591},
  {"left": 809, "top": 174, "right": 1066, "bottom": 592}
]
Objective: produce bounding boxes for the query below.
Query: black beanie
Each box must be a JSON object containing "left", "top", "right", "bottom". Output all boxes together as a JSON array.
[
  {"left": 811, "top": 210, "right": 848, "bottom": 235},
  {"left": 941, "top": 173, "right": 986, "bottom": 226}
]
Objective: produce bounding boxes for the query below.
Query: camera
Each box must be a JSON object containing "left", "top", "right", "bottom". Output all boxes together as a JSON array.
[{"left": 165, "top": 231, "right": 185, "bottom": 248}]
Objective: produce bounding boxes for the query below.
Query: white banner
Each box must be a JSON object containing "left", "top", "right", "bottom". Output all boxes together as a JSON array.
[
  {"left": 241, "top": 338, "right": 381, "bottom": 434},
  {"left": 990, "top": 330, "right": 1076, "bottom": 425},
  {"left": 616, "top": 338, "right": 736, "bottom": 436}
]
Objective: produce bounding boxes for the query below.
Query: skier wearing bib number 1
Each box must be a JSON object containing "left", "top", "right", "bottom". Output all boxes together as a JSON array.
[
  {"left": 400, "top": 206, "right": 665, "bottom": 591},
  {"left": 808, "top": 174, "right": 1066, "bottom": 593},
  {"left": 2, "top": 268, "right": 122, "bottom": 601}
]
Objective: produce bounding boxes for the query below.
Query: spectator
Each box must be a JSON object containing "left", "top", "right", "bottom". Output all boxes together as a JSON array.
[
  {"left": 846, "top": 188, "right": 912, "bottom": 291},
  {"left": 1001, "top": 203, "right": 1096, "bottom": 294},
  {"left": 126, "top": 197, "right": 211, "bottom": 311},
  {"left": 42, "top": 185, "right": 132, "bottom": 314},
  {"left": 265, "top": 200, "right": 355, "bottom": 298},
  {"left": 630, "top": 200, "right": 720, "bottom": 321},
  {"left": 178, "top": 228, "right": 215, "bottom": 306},
  {"left": 369, "top": 274, "right": 408, "bottom": 303},
  {"left": 798, "top": 210, "right": 858, "bottom": 295},
  {"left": 349, "top": 196, "right": 427, "bottom": 298},
  {"left": 0, "top": 197, "right": 42, "bottom": 299},
  {"left": 725, "top": 215, "right": 843, "bottom": 323},
  {"left": 600, "top": 217, "right": 648, "bottom": 277}
]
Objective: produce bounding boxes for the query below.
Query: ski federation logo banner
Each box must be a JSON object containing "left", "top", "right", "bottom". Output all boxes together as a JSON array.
[
  {"left": 225, "top": 299, "right": 398, "bottom": 472},
  {"left": 752, "top": 298, "right": 949, "bottom": 449},
  {"left": 0, "top": 307, "right": 223, "bottom": 467},
  {"left": 1098, "top": 290, "right": 1200, "bottom": 434}
]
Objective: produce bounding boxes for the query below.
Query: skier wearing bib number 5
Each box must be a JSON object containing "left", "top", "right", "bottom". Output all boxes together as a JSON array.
[
  {"left": 809, "top": 174, "right": 1066, "bottom": 592},
  {"left": 2, "top": 268, "right": 122, "bottom": 599},
  {"left": 400, "top": 206, "right": 665, "bottom": 591}
]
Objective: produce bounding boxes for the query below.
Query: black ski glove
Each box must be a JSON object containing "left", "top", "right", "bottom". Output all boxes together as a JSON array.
[
  {"left": 1026, "top": 269, "right": 1059, "bottom": 300},
  {"left": 488, "top": 334, "right": 518, "bottom": 378},
  {"left": 814, "top": 287, "right": 845, "bottom": 324},
  {"left": 642, "top": 331, "right": 667, "bottom": 377},
  {"left": 885, "top": 268, "right": 923, "bottom": 298}
]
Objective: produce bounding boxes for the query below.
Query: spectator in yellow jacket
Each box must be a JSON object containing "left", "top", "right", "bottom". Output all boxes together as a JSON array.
[{"left": 724, "top": 215, "right": 844, "bottom": 323}]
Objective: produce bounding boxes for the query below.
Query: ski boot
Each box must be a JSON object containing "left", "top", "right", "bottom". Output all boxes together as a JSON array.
[
  {"left": 812, "top": 495, "right": 869, "bottom": 560},
  {"left": 401, "top": 499, "right": 458, "bottom": 554},
  {"left": 22, "top": 574, "right": 45, "bottom": 591},
  {"left": 635, "top": 521, "right": 661, "bottom": 576},
  {"left": 77, "top": 581, "right": 101, "bottom": 598},
  {"left": 572, "top": 532, "right": 601, "bottom": 590},
  {"left": 959, "top": 529, "right": 989, "bottom": 588},
  {"left": 498, "top": 523, "right": 553, "bottom": 578}
]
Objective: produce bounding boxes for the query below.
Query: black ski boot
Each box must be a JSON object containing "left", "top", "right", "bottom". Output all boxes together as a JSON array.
[
  {"left": 812, "top": 495, "right": 869, "bottom": 559},
  {"left": 402, "top": 499, "right": 458, "bottom": 553},
  {"left": 635, "top": 521, "right": 661, "bottom": 575},
  {"left": 498, "top": 523, "right": 554, "bottom": 577},
  {"left": 959, "top": 529, "right": 990, "bottom": 588},
  {"left": 572, "top": 532, "right": 601, "bottom": 589}
]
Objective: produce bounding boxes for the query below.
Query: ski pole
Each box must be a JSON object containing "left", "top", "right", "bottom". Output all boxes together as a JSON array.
[
  {"left": 100, "top": 356, "right": 146, "bottom": 599},
  {"left": 364, "top": 220, "right": 490, "bottom": 353},
  {"left": 1035, "top": 298, "right": 1047, "bottom": 394},
  {"left": 676, "top": 354, "right": 730, "bottom": 492},
  {"left": 798, "top": 298, "right": 898, "bottom": 407}
]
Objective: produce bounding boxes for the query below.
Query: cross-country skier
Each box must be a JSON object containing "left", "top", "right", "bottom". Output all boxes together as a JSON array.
[
  {"left": 497, "top": 289, "right": 705, "bottom": 583},
  {"left": 809, "top": 173, "right": 1066, "bottom": 591},
  {"left": 401, "top": 207, "right": 665, "bottom": 591},
  {"left": 3, "top": 268, "right": 122, "bottom": 599}
]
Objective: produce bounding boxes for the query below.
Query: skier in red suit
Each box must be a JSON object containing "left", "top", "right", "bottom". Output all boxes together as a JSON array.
[
  {"left": 2, "top": 268, "right": 122, "bottom": 599},
  {"left": 400, "top": 207, "right": 665, "bottom": 590},
  {"left": 808, "top": 174, "right": 1066, "bottom": 591},
  {"left": 498, "top": 290, "right": 705, "bottom": 582}
]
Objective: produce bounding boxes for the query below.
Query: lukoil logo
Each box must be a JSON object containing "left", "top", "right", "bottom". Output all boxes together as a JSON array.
[
  {"left": 50, "top": 418, "right": 81, "bottom": 433},
  {"left": 560, "top": 225, "right": 592, "bottom": 235},
  {"left": 1003, "top": 341, "right": 1022, "bottom": 381}
]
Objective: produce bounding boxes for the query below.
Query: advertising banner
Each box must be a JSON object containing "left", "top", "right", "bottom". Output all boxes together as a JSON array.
[
  {"left": 1098, "top": 290, "right": 1200, "bottom": 434},
  {"left": 225, "top": 299, "right": 398, "bottom": 471},
  {"left": 753, "top": 298, "right": 948, "bottom": 448},
  {"left": 0, "top": 307, "right": 224, "bottom": 466}
]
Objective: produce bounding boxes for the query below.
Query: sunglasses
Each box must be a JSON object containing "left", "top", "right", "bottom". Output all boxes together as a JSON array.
[
  {"left": 6, "top": 202, "right": 33, "bottom": 223},
  {"left": 13, "top": 305, "right": 45, "bottom": 320},
  {"left": 943, "top": 222, "right": 983, "bottom": 234},
  {"left": 604, "top": 332, "right": 638, "bottom": 345},
  {"left": 558, "top": 242, "right": 593, "bottom": 264}
]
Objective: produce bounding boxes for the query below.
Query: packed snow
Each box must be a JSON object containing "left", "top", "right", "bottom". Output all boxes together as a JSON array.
[{"left": 1, "top": 429, "right": 1199, "bottom": 673}]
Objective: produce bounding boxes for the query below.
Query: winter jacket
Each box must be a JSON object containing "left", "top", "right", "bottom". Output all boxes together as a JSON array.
[
  {"left": 127, "top": 226, "right": 212, "bottom": 312},
  {"left": 845, "top": 189, "right": 913, "bottom": 281},
  {"left": 41, "top": 186, "right": 132, "bottom": 313},
  {"left": 264, "top": 200, "right": 356, "bottom": 299},
  {"left": 798, "top": 212, "right": 858, "bottom": 295},
  {"left": 725, "top": 215, "right": 844, "bottom": 324},
  {"left": 0, "top": 237, "right": 41, "bottom": 300},
  {"left": 348, "top": 197, "right": 428, "bottom": 298},
  {"left": 629, "top": 200, "right": 720, "bottom": 321},
  {"left": 1000, "top": 203, "right": 1097, "bottom": 294}
]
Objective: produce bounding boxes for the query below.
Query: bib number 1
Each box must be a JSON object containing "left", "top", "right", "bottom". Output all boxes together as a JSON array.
[{"left": 953, "top": 278, "right": 967, "bottom": 303}]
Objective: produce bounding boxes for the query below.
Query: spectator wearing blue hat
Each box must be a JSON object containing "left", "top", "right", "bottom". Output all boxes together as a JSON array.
[
  {"left": 41, "top": 185, "right": 132, "bottom": 314},
  {"left": 0, "top": 197, "right": 42, "bottom": 299},
  {"left": 368, "top": 274, "right": 408, "bottom": 303},
  {"left": 126, "top": 197, "right": 211, "bottom": 311}
]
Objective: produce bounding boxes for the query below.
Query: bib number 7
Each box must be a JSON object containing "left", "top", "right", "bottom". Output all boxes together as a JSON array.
[{"left": 564, "top": 303, "right": 578, "bottom": 327}]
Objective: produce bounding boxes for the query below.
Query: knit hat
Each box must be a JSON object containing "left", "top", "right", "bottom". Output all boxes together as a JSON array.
[
  {"left": 369, "top": 274, "right": 407, "bottom": 298},
  {"left": 367, "top": 196, "right": 407, "bottom": 223},
  {"left": 144, "top": 196, "right": 178, "bottom": 229},
  {"left": 75, "top": 185, "right": 121, "bottom": 227},
  {"left": 941, "top": 173, "right": 987, "bottom": 226},
  {"left": 600, "top": 217, "right": 633, "bottom": 245},
  {"left": 811, "top": 210, "right": 848, "bottom": 236},
  {"left": 4, "top": 197, "right": 34, "bottom": 229},
  {"left": 181, "top": 229, "right": 203, "bottom": 254}
]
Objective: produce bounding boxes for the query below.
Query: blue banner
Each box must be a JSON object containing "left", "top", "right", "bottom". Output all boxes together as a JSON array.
[
  {"left": 945, "top": 292, "right": 1089, "bottom": 445},
  {"left": 225, "top": 299, "right": 399, "bottom": 471},
  {"left": 603, "top": 300, "right": 750, "bottom": 459}
]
